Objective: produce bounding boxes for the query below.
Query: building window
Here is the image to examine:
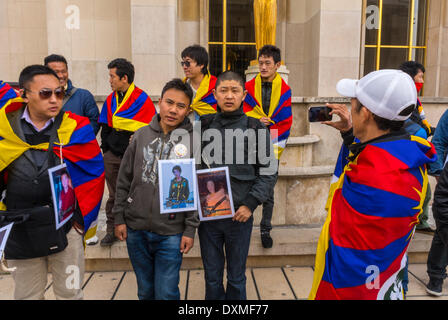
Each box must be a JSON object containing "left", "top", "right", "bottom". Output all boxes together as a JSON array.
[
  {"left": 363, "top": 0, "right": 428, "bottom": 75},
  {"left": 208, "top": 0, "right": 257, "bottom": 77}
]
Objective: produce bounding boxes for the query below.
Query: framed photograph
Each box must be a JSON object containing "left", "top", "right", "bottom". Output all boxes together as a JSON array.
[
  {"left": 196, "top": 167, "right": 235, "bottom": 221},
  {"left": 48, "top": 163, "right": 76, "bottom": 230},
  {"left": 0, "top": 223, "right": 13, "bottom": 258},
  {"left": 158, "top": 159, "right": 197, "bottom": 214}
]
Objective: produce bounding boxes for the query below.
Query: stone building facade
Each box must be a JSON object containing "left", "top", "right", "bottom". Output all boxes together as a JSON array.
[{"left": 1, "top": 0, "right": 447, "bottom": 226}]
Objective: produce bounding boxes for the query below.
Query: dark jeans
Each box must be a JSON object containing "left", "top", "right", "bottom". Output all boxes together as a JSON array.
[
  {"left": 126, "top": 227, "right": 183, "bottom": 300},
  {"left": 198, "top": 216, "right": 253, "bottom": 300},
  {"left": 104, "top": 151, "right": 122, "bottom": 234},
  {"left": 427, "top": 228, "right": 448, "bottom": 281},
  {"left": 260, "top": 171, "right": 278, "bottom": 233}
]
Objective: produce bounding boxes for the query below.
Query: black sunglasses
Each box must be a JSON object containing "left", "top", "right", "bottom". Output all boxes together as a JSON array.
[
  {"left": 25, "top": 87, "right": 65, "bottom": 100},
  {"left": 181, "top": 60, "right": 191, "bottom": 67}
]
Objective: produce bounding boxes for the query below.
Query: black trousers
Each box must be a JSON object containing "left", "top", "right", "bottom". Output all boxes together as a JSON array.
[
  {"left": 260, "top": 171, "right": 278, "bottom": 233},
  {"left": 427, "top": 227, "right": 448, "bottom": 281}
]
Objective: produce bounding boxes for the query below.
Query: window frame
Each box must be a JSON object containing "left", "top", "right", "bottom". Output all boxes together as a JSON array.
[
  {"left": 207, "top": 0, "right": 257, "bottom": 73},
  {"left": 361, "top": 0, "right": 429, "bottom": 73}
]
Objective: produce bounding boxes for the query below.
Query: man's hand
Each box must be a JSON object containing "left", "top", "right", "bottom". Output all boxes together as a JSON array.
[
  {"left": 180, "top": 236, "right": 194, "bottom": 254},
  {"left": 233, "top": 205, "right": 252, "bottom": 223},
  {"left": 115, "top": 224, "right": 127, "bottom": 241},
  {"left": 259, "top": 117, "right": 272, "bottom": 126},
  {"left": 322, "top": 103, "right": 352, "bottom": 133}
]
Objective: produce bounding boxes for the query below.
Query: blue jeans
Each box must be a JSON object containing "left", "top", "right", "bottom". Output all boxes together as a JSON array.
[
  {"left": 198, "top": 216, "right": 253, "bottom": 300},
  {"left": 126, "top": 227, "right": 183, "bottom": 300}
]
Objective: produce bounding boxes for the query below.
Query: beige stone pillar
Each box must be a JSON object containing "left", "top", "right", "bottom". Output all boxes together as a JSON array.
[
  {"left": 45, "top": 0, "right": 131, "bottom": 96},
  {"left": 316, "top": 0, "right": 363, "bottom": 96},
  {"left": 425, "top": 0, "right": 448, "bottom": 97},
  {"left": 131, "top": 0, "right": 177, "bottom": 95}
]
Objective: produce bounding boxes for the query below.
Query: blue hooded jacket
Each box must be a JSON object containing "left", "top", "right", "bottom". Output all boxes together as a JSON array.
[{"left": 63, "top": 79, "right": 100, "bottom": 134}]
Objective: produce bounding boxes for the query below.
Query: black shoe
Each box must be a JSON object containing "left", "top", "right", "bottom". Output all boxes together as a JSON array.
[
  {"left": 261, "top": 231, "right": 273, "bottom": 249},
  {"left": 426, "top": 278, "right": 443, "bottom": 297},
  {"left": 416, "top": 226, "right": 436, "bottom": 235},
  {"left": 100, "top": 233, "right": 117, "bottom": 247}
]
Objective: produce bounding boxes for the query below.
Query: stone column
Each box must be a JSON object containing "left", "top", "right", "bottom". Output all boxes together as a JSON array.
[
  {"left": 425, "top": 0, "right": 448, "bottom": 97},
  {"left": 45, "top": 0, "right": 131, "bottom": 96},
  {"left": 131, "top": 0, "right": 177, "bottom": 95},
  {"left": 315, "top": 0, "right": 363, "bottom": 96}
]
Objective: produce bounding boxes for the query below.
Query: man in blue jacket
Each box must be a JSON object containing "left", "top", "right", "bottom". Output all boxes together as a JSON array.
[{"left": 44, "top": 54, "right": 100, "bottom": 134}]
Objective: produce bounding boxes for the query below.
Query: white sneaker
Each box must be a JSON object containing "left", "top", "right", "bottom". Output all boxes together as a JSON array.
[{"left": 86, "top": 235, "right": 99, "bottom": 246}]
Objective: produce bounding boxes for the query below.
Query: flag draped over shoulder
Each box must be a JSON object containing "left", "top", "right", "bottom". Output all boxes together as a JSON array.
[
  {"left": 183, "top": 73, "right": 217, "bottom": 116},
  {"left": 0, "top": 99, "right": 105, "bottom": 240},
  {"left": 310, "top": 136, "right": 437, "bottom": 300},
  {"left": 99, "top": 83, "right": 157, "bottom": 132},
  {"left": 0, "top": 81, "right": 19, "bottom": 108},
  {"left": 243, "top": 73, "right": 292, "bottom": 159}
]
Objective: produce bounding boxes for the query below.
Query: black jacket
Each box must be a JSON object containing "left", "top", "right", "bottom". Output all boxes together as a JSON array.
[
  {"left": 1, "top": 108, "right": 79, "bottom": 259},
  {"left": 200, "top": 107, "right": 277, "bottom": 213},
  {"left": 432, "top": 163, "right": 448, "bottom": 244}
]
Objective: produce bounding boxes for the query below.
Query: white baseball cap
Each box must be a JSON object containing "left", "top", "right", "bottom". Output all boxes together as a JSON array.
[{"left": 336, "top": 69, "right": 417, "bottom": 121}]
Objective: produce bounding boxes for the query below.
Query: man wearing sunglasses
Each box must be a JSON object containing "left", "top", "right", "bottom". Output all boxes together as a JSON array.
[
  {"left": 44, "top": 54, "right": 100, "bottom": 135},
  {"left": 181, "top": 45, "right": 217, "bottom": 120},
  {"left": 0, "top": 65, "right": 104, "bottom": 300}
]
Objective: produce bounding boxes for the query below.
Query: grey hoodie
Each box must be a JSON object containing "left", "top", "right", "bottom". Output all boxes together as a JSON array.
[{"left": 112, "top": 115, "right": 199, "bottom": 239}]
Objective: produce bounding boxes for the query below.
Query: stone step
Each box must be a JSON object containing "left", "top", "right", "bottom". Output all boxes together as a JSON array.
[{"left": 84, "top": 226, "right": 434, "bottom": 272}]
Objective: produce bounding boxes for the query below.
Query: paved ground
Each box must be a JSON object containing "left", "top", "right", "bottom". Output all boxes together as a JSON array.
[{"left": 0, "top": 263, "right": 446, "bottom": 300}]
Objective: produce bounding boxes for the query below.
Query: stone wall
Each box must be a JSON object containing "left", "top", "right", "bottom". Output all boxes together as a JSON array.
[
  {"left": 0, "top": 0, "right": 48, "bottom": 81},
  {"left": 425, "top": 0, "right": 448, "bottom": 97}
]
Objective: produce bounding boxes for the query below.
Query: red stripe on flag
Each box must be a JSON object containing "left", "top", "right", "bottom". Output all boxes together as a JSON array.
[
  {"left": 75, "top": 173, "right": 105, "bottom": 216},
  {"left": 329, "top": 189, "right": 417, "bottom": 251},
  {"left": 346, "top": 145, "right": 422, "bottom": 201}
]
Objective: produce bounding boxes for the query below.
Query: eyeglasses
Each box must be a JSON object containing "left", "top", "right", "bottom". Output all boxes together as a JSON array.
[
  {"left": 181, "top": 60, "right": 191, "bottom": 67},
  {"left": 25, "top": 87, "right": 65, "bottom": 100}
]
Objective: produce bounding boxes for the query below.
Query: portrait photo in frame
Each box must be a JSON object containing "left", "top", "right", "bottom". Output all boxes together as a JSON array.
[
  {"left": 158, "top": 158, "right": 197, "bottom": 214},
  {"left": 196, "top": 167, "right": 235, "bottom": 221},
  {"left": 48, "top": 163, "right": 76, "bottom": 230}
]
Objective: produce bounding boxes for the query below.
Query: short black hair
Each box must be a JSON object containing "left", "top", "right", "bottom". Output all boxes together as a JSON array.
[
  {"left": 19, "top": 65, "right": 59, "bottom": 90},
  {"left": 181, "top": 45, "right": 209, "bottom": 75},
  {"left": 353, "top": 99, "right": 415, "bottom": 132},
  {"left": 258, "top": 45, "right": 281, "bottom": 64},
  {"left": 108, "top": 58, "right": 135, "bottom": 84},
  {"left": 399, "top": 61, "right": 425, "bottom": 79},
  {"left": 215, "top": 71, "right": 245, "bottom": 90},
  {"left": 161, "top": 78, "right": 194, "bottom": 105},
  {"left": 172, "top": 165, "right": 182, "bottom": 173},
  {"left": 44, "top": 54, "right": 68, "bottom": 67}
]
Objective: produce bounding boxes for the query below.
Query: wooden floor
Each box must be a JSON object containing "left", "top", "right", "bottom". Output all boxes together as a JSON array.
[{"left": 0, "top": 264, "right": 447, "bottom": 300}]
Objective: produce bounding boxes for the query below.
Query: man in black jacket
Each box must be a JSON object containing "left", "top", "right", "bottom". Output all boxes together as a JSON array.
[
  {"left": 1, "top": 65, "right": 85, "bottom": 300},
  {"left": 426, "top": 162, "right": 448, "bottom": 296},
  {"left": 198, "top": 71, "right": 277, "bottom": 300}
]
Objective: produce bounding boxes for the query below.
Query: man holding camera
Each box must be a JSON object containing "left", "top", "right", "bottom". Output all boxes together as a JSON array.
[{"left": 309, "top": 70, "right": 436, "bottom": 300}]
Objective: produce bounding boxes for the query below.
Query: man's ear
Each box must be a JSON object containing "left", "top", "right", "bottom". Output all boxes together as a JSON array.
[{"left": 19, "top": 89, "right": 28, "bottom": 102}]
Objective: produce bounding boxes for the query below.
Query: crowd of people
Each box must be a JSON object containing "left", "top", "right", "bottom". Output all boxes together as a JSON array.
[{"left": 0, "top": 42, "right": 447, "bottom": 301}]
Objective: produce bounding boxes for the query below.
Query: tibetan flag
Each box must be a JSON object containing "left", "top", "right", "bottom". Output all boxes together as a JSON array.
[
  {"left": 0, "top": 81, "right": 19, "bottom": 109},
  {"left": 183, "top": 72, "right": 217, "bottom": 116},
  {"left": 0, "top": 100, "right": 105, "bottom": 241},
  {"left": 309, "top": 135, "right": 437, "bottom": 300},
  {"left": 99, "top": 83, "right": 157, "bottom": 132},
  {"left": 244, "top": 73, "right": 292, "bottom": 159}
]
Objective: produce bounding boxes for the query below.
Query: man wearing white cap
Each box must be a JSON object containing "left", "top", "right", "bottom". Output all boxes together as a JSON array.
[{"left": 309, "top": 70, "right": 437, "bottom": 300}]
